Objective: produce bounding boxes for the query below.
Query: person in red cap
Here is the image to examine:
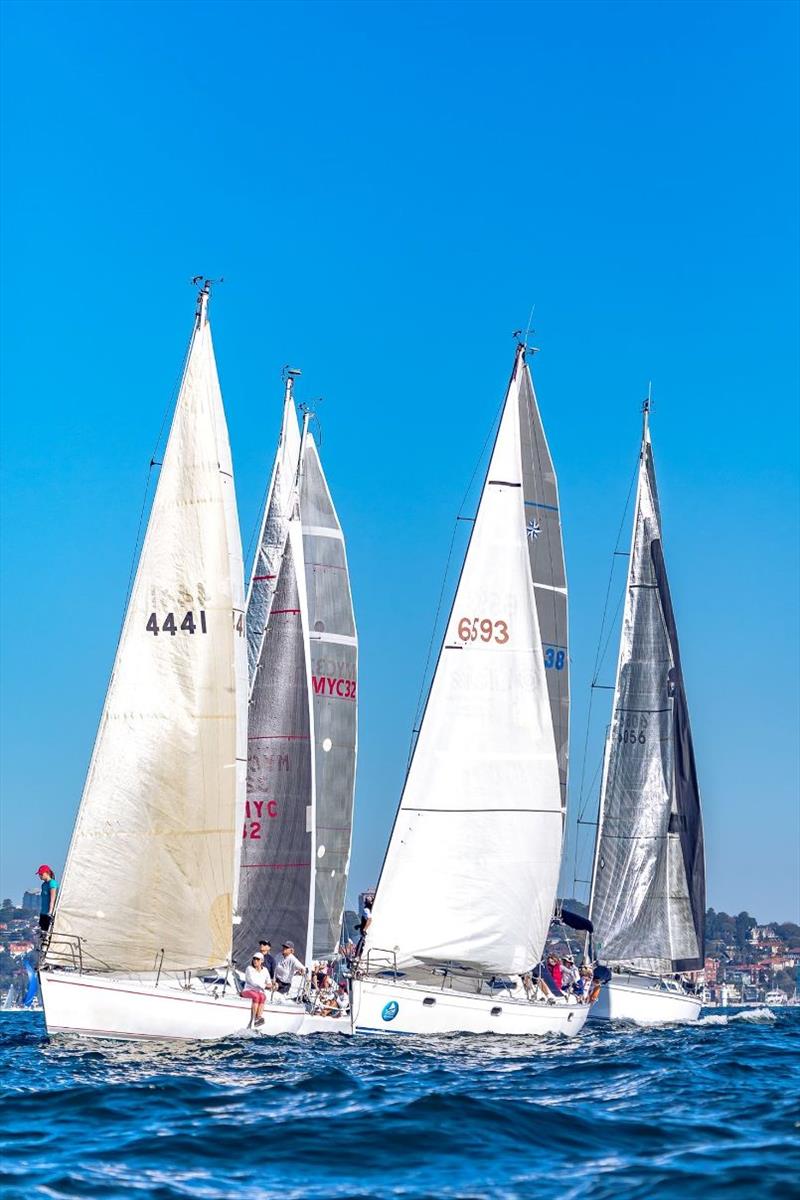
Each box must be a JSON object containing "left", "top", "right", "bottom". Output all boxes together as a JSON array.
[{"left": 36, "top": 865, "right": 58, "bottom": 933}]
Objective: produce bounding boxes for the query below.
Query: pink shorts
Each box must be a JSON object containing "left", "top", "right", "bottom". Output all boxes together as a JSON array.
[{"left": 241, "top": 988, "right": 266, "bottom": 1002}]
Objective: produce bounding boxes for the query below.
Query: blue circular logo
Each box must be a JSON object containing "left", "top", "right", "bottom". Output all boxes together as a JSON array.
[{"left": 381, "top": 1000, "right": 399, "bottom": 1022}]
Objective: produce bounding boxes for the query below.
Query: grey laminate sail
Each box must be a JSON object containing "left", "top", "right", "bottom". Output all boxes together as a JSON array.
[
  {"left": 234, "top": 524, "right": 315, "bottom": 964},
  {"left": 518, "top": 349, "right": 569, "bottom": 815},
  {"left": 589, "top": 411, "right": 705, "bottom": 973},
  {"left": 301, "top": 435, "right": 358, "bottom": 959}
]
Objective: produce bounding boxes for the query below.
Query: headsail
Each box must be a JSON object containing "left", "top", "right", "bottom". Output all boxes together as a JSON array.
[
  {"left": 518, "top": 353, "right": 569, "bottom": 815},
  {"left": 235, "top": 520, "right": 316, "bottom": 964},
  {"left": 589, "top": 409, "right": 705, "bottom": 973},
  {"left": 49, "top": 287, "right": 247, "bottom": 974},
  {"left": 365, "top": 347, "right": 563, "bottom": 976},
  {"left": 235, "top": 397, "right": 316, "bottom": 965},
  {"left": 301, "top": 435, "right": 358, "bottom": 959}
]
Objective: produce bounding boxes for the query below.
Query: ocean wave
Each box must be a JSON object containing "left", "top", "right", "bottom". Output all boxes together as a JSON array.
[{"left": 1, "top": 1011, "right": 798, "bottom": 1199}]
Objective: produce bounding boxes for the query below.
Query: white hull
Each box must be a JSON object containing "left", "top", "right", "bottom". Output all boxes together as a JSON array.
[
  {"left": 297, "top": 1011, "right": 353, "bottom": 1035},
  {"left": 40, "top": 972, "right": 306, "bottom": 1041},
  {"left": 352, "top": 977, "right": 591, "bottom": 1036},
  {"left": 589, "top": 974, "right": 702, "bottom": 1024}
]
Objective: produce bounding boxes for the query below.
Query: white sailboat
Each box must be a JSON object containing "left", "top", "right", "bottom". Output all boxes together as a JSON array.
[
  {"left": 40, "top": 284, "right": 304, "bottom": 1040},
  {"left": 352, "top": 343, "right": 589, "bottom": 1037},
  {"left": 588, "top": 401, "right": 705, "bottom": 1024},
  {"left": 234, "top": 372, "right": 358, "bottom": 1034}
]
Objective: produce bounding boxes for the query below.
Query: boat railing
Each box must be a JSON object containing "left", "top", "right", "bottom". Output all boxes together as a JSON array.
[
  {"left": 358, "top": 947, "right": 400, "bottom": 978},
  {"left": 42, "top": 933, "right": 85, "bottom": 973}
]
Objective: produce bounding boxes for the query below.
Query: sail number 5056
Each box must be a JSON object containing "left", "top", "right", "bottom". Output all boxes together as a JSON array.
[{"left": 457, "top": 617, "right": 509, "bottom": 644}]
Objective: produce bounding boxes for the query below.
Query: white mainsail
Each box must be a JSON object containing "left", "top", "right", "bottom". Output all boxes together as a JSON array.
[
  {"left": 301, "top": 435, "right": 358, "bottom": 959},
  {"left": 588, "top": 407, "right": 705, "bottom": 974},
  {"left": 49, "top": 287, "right": 247, "bottom": 975},
  {"left": 365, "top": 347, "right": 563, "bottom": 976}
]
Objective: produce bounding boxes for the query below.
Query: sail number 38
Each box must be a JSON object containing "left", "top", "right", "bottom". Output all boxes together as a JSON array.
[{"left": 457, "top": 617, "right": 509, "bottom": 644}]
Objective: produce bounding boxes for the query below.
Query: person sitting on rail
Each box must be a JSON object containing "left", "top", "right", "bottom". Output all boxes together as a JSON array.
[
  {"left": 241, "top": 952, "right": 271, "bottom": 1028},
  {"left": 560, "top": 954, "right": 580, "bottom": 992}
]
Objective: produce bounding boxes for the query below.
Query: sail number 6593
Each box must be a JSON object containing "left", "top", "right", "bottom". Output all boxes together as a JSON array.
[{"left": 457, "top": 617, "right": 509, "bottom": 644}]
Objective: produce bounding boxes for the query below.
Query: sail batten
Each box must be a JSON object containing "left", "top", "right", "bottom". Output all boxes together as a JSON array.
[
  {"left": 589, "top": 422, "right": 705, "bottom": 973},
  {"left": 49, "top": 301, "right": 246, "bottom": 974},
  {"left": 365, "top": 348, "right": 563, "bottom": 976}
]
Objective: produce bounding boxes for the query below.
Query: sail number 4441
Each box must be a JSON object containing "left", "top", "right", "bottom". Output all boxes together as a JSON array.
[{"left": 145, "top": 610, "right": 246, "bottom": 637}]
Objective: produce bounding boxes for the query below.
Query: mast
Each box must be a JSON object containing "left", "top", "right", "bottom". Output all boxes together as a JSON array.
[{"left": 295, "top": 409, "right": 317, "bottom": 966}]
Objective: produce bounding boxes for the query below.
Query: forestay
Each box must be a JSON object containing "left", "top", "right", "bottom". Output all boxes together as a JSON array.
[
  {"left": 365, "top": 351, "right": 563, "bottom": 976},
  {"left": 50, "top": 293, "right": 247, "bottom": 974},
  {"left": 589, "top": 413, "right": 705, "bottom": 973},
  {"left": 301, "top": 436, "right": 358, "bottom": 959},
  {"left": 518, "top": 351, "right": 569, "bottom": 815}
]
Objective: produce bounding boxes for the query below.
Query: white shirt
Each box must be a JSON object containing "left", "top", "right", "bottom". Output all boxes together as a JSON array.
[
  {"left": 244, "top": 964, "right": 270, "bottom": 991},
  {"left": 274, "top": 953, "right": 304, "bottom": 984}
]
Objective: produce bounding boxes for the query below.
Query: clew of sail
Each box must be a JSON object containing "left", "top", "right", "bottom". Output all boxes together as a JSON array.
[
  {"left": 300, "top": 435, "right": 358, "bottom": 959},
  {"left": 365, "top": 351, "right": 563, "bottom": 976},
  {"left": 589, "top": 414, "right": 705, "bottom": 973},
  {"left": 49, "top": 291, "right": 247, "bottom": 975},
  {"left": 518, "top": 352, "right": 569, "bottom": 816}
]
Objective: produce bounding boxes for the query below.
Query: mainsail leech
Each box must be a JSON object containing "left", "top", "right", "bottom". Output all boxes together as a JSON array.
[{"left": 588, "top": 408, "right": 705, "bottom": 973}]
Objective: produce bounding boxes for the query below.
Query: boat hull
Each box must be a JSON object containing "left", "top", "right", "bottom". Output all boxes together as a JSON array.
[
  {"left": 40, "top": 971, "right": 306, "bottom": 1041},
  {"left": 352, "top": 977, "right": 590, "bottom": 1036},
  {"left": 589, "top": 974, "right": 702, "bottom": 1024}
]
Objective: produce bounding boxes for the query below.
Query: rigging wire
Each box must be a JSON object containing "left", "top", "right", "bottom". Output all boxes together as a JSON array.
[
  {"left": 406, "top": 391, "right": 507, "bottom": 768},
  {"left": 120, "top": 332, "right": 194, "bottom": 630}
]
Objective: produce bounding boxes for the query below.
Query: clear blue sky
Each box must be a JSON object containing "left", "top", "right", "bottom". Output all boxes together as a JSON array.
[{"left": 1, "top": 1, "right": 798, "bottom": 922}]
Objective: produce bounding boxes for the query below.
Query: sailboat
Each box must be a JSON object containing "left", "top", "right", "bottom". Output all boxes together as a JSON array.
[
  {"left": 39, "top": 284, "right": 305, "bottom": 1039},
  {"left": 234, "top": 370, "right": 358, "bottom": 1033},
  {"left": 352, "top": 342, "right": 589, "bottom": 1036},
  {"left": 587, "top": 400, "right": 705, "bottom": 1024}
]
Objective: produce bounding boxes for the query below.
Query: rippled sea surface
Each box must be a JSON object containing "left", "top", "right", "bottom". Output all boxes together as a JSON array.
[{"left": 1, "top": 1007, "right": 799, "bottom": 1199}]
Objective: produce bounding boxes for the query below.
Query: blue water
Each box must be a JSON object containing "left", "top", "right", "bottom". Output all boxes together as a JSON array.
[{"left": 1, "top": 1008, "right": 798, "bottom": 1199}]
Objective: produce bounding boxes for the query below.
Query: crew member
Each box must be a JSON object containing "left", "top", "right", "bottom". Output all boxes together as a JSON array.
[
  {"left": 273, "top": 941, "right": 305, "bottom": 995},
  {"left": 36, "top": 865, "right": 58, "bottom": 934}
]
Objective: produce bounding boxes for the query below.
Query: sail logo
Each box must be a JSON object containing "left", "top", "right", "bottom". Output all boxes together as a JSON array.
[
  {"left": 527, "top": 519, "right": 541, "bottom": 540},
  {"left": 381, "top": 1001, "right": 399, "bottom": 1021},
  {"left": 312, "top": 675, "right": 356, "bottom": 701},
  {"left": 242, "top": 798, "right": 278, "bottom": 840}
]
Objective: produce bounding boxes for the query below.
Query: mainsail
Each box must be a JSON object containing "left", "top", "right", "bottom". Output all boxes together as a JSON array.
[
  {"left": 49, "top": 287, "right": 247, "bottom": 974},
  {"left": 301, "top": 435, "right": 358, "bottom": 959},
  {"left": 588, "top": 408, "right": 705, "bottom": 973},
  {"left": 365, "top": 346, "right": 563, "bottom": 976}
]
